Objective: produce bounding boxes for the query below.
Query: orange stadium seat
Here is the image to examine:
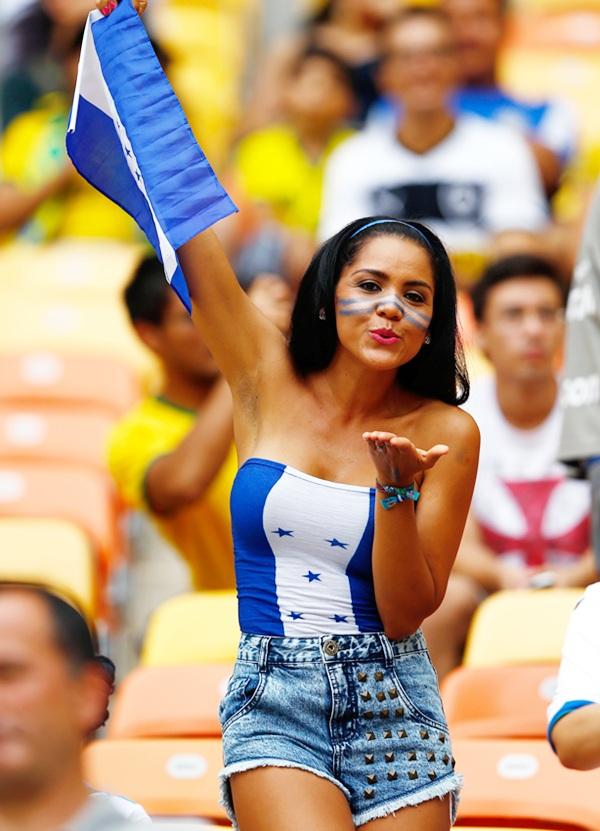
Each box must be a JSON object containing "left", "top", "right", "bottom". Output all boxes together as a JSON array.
[
  {"left": 0, "top": 351, "right": 140, "bottom": 419},
  {"left": 442, "top": 664, "right": 558, "bottom": 739},
  {"left": 0, "top": 462, "right": 120, "bottom": 572},
  {"left": 500, "top": 9, "right": 600, "bottom": 151},
  {"left": 0, "top": 406, "right": 115, "bottom": 474},
  {"left": 455, "top": 737, "right": 600, "bottom": 830},
  {"left": 108, "top": 664, "right": 232, "bottom": 739},
  {"left": 84, "top": 738, "right": 226, "bottom": 821},
  {"left": 0, "top": 517, "right": 96, "bottom": 618},
  {"left": 141, "top": 591, "right": 239, "bottom": 666},
  {"left": 463, "top": 588, "right": 583, "bottom": 667}
]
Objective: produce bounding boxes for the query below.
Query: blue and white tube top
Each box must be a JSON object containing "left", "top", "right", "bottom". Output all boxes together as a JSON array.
[{"left": 230, "top": 457, "right": 383, "bottom": 636}]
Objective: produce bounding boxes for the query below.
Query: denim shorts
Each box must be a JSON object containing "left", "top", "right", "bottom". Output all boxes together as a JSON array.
[{"left": 219, "top": 630, "right": 461, "bottom": 828}]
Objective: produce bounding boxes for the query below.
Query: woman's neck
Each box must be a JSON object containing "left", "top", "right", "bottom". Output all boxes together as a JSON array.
[{"left": 311, "top": 355, "right": 407, "bottom": 423}]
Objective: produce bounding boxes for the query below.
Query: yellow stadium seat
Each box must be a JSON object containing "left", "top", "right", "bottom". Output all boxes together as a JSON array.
[
  {"left": 463, "top": 588, "right": 583, "bottom": 667},
  {"left": 0, "top": 406, "right": 114, "bottom": 474},
  {"left": 84, "top": 737, "right": 226, "bottom": 820},
  {"left": 0, "top": 239, "right": 144, "bottom": 301},
  {"left": 141, "top": 591, "right": 239, "bottom": 666},
  {"left": 0, "top": 289, "right": 156, "bottom": 384},
  {"left": 455, "top": 737, "right": 600, "bottom": 831},
  {"left": 0, "top": 351, "right": 140, "bottom": 419},
  {"left": 442, "top": 664, "right": 558, "bottom": 739},
  {"left": 0, "top": 517, "right": 96, "bottom": 618},
  {"left": 108, "top": 663, "right": 232, "bottom": 739}
]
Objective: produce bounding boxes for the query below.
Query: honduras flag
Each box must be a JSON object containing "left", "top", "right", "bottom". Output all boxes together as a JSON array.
[{"left": 66, "top": 0, "right": 237, "bottom": 312}]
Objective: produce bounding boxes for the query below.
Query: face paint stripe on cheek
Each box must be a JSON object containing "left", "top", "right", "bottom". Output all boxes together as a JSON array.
[
  {"left": 337, "top": 295, "right": 432, "bottom": 324},
  {"left": 336, "top": 297, "right": 431, "bottom": 330}
]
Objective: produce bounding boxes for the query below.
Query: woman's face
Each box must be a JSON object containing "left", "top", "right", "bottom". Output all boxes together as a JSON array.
[{"left": 334, "top": 234, "right": 435, "bottom": 373}]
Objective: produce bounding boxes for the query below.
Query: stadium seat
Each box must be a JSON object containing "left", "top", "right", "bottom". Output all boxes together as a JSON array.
[
  {"left": 141, "top": 591, "right": 239, "bottom": 666},
  {"left": 500, "top": 10, "right": 600, "bottom": 151},
  {"left": 455, "top": 737, "right": 600, "bottom": 830},
  {"left": 0, "top": 290, "right": 157, "bottom": 383},
  {"left": 108, "top": 664, "right": 231, "bottom": 739},
  {"left": 84, "top": 738, "right": 226, "bottom": 820},
  {"left": 0, "top": 517, "right": 96, "bottom": 618},
  {"left": 0, "top": 406, "right": 114, "bottom": 474},
  {"left": 0, "top": 462, "right": 120, "bottom": 572},
  {"left": 463, "top": 588, "right": 583, "bottom": 667},
  {"left": 0, "top": 239, "right": 143, "bottom": 300},
  {"left": 0, "top": 351, "right": 140, "bottom": 418},
  {"left": 442, "top": 664, "right": 558, "bottom": 739}
]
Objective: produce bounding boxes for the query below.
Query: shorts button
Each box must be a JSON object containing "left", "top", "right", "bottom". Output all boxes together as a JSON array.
[{"left": 324, "top": 639, "right": 339, "bottom": 656}]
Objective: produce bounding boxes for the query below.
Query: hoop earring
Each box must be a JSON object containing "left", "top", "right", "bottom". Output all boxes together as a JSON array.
[
  {"left": 424, "top": 333, "right": 431, "bottom": 345},
  {"left": 318, "top": 307, "right": 326, "bottom": 321}
]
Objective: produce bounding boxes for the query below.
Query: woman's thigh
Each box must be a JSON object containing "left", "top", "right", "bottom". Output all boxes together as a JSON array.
[
  {"left": 231, "top": 766, "right": 356, "bottom": 831},
  {"left": 362, "top": 794, "right": 450, "bottom": 831}
]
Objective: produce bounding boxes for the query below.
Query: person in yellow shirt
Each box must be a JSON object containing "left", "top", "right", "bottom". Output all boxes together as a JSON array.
[
  {"left": 108, "top": 257, "right": 292, "bottom": 589},
  {"left": 0, "top": 26, "right": 145, "bottom": 243},
  {"left": 230, "top": 46, "right": 356, "bottom": 263}
]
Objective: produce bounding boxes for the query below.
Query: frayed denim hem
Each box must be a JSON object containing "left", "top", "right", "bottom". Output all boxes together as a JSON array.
[
  {"left": 219, "top": 758, "right": 352, "bottom": 830},
  {"left": 354, "top": 772, "right": 462, "bottom": 827}
]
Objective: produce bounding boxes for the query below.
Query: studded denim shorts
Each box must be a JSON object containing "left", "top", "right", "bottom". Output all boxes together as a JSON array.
[{"left": 218, "top": 630, "right": 461, "bottom": 828}]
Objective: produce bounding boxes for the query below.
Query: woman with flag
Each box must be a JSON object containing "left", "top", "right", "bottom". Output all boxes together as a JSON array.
[{"left": 82, "top": 2, "right": 480, "bottom": 829}]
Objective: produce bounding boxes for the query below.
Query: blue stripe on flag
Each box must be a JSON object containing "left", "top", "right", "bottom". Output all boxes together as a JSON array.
[{"left": 66, "top": 0, "right": 237, "bottom": 312}]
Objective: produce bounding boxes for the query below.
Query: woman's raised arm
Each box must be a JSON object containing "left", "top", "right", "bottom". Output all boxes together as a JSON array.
[{"left": 178, "top": 231, "right": 289, "bottom": 387}]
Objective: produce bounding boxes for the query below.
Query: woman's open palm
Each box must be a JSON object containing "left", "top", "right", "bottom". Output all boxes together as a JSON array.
[{"left": 363, "top": 431, "right": 448, "bottom": 486}]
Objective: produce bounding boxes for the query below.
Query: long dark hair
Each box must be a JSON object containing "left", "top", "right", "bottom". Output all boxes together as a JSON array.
[{"left": 288, "top": 216, "right": 469, "bottom": 405}]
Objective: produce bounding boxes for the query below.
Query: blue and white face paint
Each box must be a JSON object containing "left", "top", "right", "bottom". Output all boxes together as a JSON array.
[{"left": 336, "top": 296, "right": 431, "bottom": 331}]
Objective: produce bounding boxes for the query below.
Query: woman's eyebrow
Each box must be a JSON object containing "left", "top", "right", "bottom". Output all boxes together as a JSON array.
[{"left": 350, "top": 268, "right": 388, "bottom": 279}]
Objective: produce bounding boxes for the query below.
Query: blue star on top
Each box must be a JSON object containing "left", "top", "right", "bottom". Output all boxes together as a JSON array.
[
  {"left": 288, "top": 611, "right": 304, "bottom": 620},
  {"left": 272, "top": 528, "right": 294, "bottom": 537},
  {"left": 303, "top": 571, "right": 321, "bottom": 583},
  {"left": 135, "top": 169, "right": 142, "bottom": 181},
  {"left": 331, "top": 614, "right": 349, "bottom": 623},
  {"left": 326, "top": 538, "right": 349, "bottom": 549}
]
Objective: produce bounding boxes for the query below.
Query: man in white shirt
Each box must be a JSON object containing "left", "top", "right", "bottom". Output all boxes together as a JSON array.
[
  {"left": 548, "top": 582, "right": 600, "bottom": 769},
  {"left": 318, "top": 6, "right": 548, "bottom": 253},
  {"left": 422, "top": 254, "right": 595, "bottom": 678}
]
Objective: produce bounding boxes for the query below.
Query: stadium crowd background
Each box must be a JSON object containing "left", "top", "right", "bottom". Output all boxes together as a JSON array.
[{"left": 1, "top": 0, "right": 600, "bottom": 827}]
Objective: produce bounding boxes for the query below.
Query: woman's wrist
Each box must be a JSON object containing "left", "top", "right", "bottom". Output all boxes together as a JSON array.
[{"left": 375, "top": 480, "right": 420, "bottom": 510}]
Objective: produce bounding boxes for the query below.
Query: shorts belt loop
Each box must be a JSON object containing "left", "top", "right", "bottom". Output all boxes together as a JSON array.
[
  {"left": 258, "top": 636, "right": 271, "bottom": 670},
  {"left": 379, "top": 632, "right": 395, "bottom": 667}
]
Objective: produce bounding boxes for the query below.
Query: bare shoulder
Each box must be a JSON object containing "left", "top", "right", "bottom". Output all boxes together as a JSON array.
[{"left": 416, "top": 400, "right": 480, "bottom": 454}]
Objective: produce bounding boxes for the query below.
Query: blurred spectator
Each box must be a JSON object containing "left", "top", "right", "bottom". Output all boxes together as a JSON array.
[
  {"left": 422, "top": 254, "right": 595, "bottom": 679},
  {"left": 548, "top": 582, "right": 600, "bottom": 770},
  {"left": 558, "top": 184, "right": 600, "bottom": 571},
  {"left": 0, "top": 23, "right": 163, "bottom": 242},
  {"left": 242, "top": 0, "right": 402, "bottom": 132},
  {"left": 231, "top": 47, "right": 356, "bottom": 239},
  {"left": 319, "top": 6, "right": 548, "bottom": 253},
  {"left": 107, "top": 258, "right": 292, "bottom": 591},
  {"left": 227, "top": 46, "right": 356, "bottom": 287},
  {"left": 1, "top": 0, "right": 91, "bottom": 129},
  {"left": 0, "top": 584, "right": 140, "bottom": 830},
  {"left": 107, "top": 257, "right": 237, "bottom": 592},
  {"left": 442, "top": 0, "right": 577, "bottom": 197}
]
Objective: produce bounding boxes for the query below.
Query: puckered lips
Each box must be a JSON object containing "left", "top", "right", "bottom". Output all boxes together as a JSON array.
[{"left": 369, "top": 328, "right": 401, "bottom": 346}]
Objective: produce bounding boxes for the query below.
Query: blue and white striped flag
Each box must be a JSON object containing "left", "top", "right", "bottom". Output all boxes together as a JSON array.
[{"left": 66, "top": 0, "right": 237, "bottom": 312}]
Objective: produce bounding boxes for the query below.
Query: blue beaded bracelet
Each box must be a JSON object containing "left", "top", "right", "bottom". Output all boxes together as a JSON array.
[{"left": 375, "top": 480, "right": 420, "bottom": 510}]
